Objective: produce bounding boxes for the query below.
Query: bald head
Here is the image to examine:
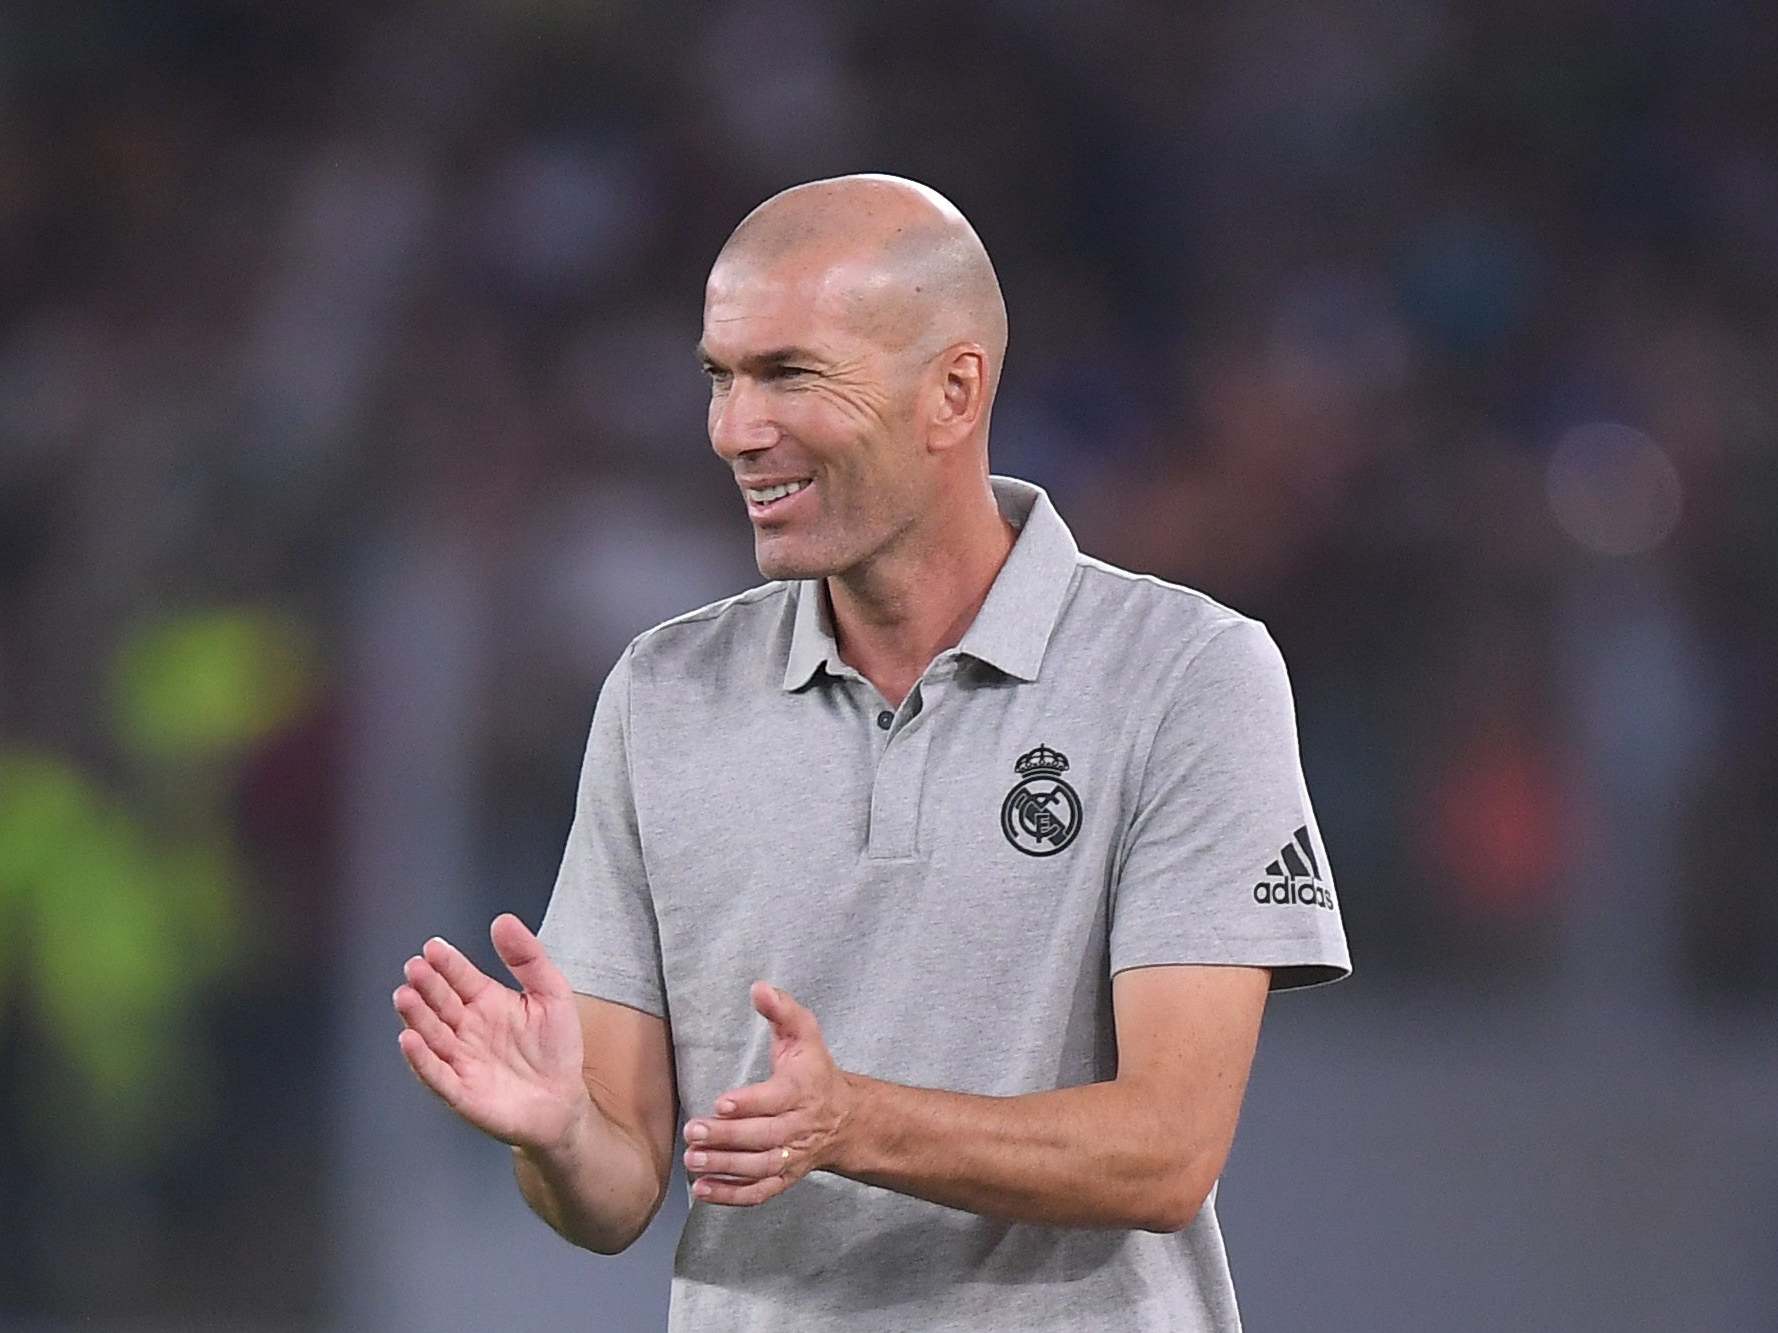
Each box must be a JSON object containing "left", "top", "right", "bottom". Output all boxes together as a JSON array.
[{"left": 713, "top": 174, "right": 1008, "bottom": 393}]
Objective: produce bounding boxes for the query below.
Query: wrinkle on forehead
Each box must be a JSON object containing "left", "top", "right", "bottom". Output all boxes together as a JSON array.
[{"left": 710, "top": 174, "right": 1009, "bottom": 383}]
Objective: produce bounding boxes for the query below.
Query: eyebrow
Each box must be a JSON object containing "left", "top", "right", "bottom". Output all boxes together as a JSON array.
[{"left": 695, "top": 342, "right": 825, "bottom": 372}]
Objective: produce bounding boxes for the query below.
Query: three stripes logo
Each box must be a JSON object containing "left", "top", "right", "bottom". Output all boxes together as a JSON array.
[{"left": 1253, "top": 826, "right": 1336, "bottom": 911}]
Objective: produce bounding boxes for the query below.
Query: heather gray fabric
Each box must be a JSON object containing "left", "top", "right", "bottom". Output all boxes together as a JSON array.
[{"left": 539, "top": 476, "right": 1350, "bottom": 1331}]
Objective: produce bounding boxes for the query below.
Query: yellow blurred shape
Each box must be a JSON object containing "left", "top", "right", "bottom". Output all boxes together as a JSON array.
[{"left": 110, "top": 608, "right": 317, "bottom": 760}]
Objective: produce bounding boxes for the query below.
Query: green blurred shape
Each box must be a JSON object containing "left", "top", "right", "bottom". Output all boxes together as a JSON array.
[
  {"left": 110, "top": 608, "right": 317, "bottom": 760},
  {"left": 0, "top": 749, "right": 241, "bottom": 1160},
  {"left": 0, "top": 749, "right": 95, "bottom": 894}
]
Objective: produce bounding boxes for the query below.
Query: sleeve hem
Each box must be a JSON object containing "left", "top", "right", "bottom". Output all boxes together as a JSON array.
[
  {"left": 1111, "top": 951, "right": 1352, "bottom": 993},
  {"left": 550, "top": 960, "right": 667, "bottom": 1019}
]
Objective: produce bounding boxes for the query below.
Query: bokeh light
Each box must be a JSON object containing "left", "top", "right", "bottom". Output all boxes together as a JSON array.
[{"left": 1546, "top": 422, "right": 1684, "bottom": 557}]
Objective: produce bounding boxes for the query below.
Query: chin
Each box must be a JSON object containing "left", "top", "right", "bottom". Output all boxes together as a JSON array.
[
  {"left": 754, "top": 534, "right": 846, "bottom": 582},
  {"left": 753, "top": 544, "right": 819, "bottom": 582}
]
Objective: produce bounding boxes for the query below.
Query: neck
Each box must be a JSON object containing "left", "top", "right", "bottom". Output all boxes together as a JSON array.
[{"left": 826, "top": 481, "right": 1016, "bottom": 707}]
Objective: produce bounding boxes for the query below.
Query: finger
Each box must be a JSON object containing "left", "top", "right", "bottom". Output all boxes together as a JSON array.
[
  {"left": 710, "top": 1075, "right": 799, "bottom": 1120},
  {"left": 490, "top": 913, "right": 569, "bottom": 1000},
  {"left": 692, "top": 1173, "right": 793, "bottom": 1208},
  {"left": 684, "top": 1145, "right": 793, "bottom": 1181},
  {"left": 750, "top": 981, "right": 818, "bottom": 1039},
  {"left": 422, "top": 936, "right": 493, "bottom": 1006},
  {"left": 685, "top": 1112, "right": 800, "bottom": 1152},
  {"left": 394, "top": 984, "right": 462, "bottom": 1059},
  {"left": 398, "top": 1027, "right": 464, "bottom": 1106},
  {"left": 403, "top": 956, "right": 466, "bottom": 1027}
]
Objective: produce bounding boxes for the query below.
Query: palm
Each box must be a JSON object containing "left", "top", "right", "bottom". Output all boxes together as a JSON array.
[
  {"left": 448, "top": 983, "right": 584, "bottom": 1147},
  {"left": 394, "top": 915, "right": 589, "bottom": 1151}
]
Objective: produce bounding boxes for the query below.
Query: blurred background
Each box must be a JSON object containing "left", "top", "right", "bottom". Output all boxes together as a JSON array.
[{"left": 2, "top": 0, "right": 1775, "bottom": 1329}]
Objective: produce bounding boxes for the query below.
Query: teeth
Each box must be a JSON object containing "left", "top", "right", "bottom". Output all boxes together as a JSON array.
[{"left": 746, "top": 479, "right": 810, "bottom": 504}]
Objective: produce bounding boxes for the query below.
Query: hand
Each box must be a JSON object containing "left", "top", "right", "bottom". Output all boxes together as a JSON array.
[
  {"left": 682, "top": 982, "right": 854, "bottom": 1207},
  {"left": 393, "top": 914, "right": 592, "bottom": 1153}
]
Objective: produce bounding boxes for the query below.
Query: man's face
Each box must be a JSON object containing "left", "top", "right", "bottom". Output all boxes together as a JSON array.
[{"left": 699, "top": 253, "right": 931, "bottom": 581}]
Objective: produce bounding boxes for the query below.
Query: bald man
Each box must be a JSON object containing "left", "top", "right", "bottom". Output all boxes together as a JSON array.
[{"left": 393, "top": 175, "right": 1350, "bottom": 1331}]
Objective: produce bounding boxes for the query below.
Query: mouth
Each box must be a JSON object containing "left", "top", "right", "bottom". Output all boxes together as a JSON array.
[{"left": 742, "top": 477, "right": 813, "bottom": 522}]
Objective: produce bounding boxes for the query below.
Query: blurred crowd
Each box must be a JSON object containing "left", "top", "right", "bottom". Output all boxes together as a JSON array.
[{"left": 2, "top": 0, "right": 1775, "bottom": 1325}]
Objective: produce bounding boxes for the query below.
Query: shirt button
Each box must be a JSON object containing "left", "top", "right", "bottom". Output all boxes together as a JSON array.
[{"left": 876, "top": 710, "right": 894, "bottom": 730}]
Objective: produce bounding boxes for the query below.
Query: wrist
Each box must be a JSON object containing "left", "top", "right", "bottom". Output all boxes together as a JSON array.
[
  {"left": 519, "top": 1090, "right": 601, "bottom": 1166},
  {"left": 826, "top": 1071, "right": 878, "bottom": 1176}
]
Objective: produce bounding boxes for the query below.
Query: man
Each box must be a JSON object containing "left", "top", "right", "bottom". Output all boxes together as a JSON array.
[{"left": 393, "top": 174, "right": 1350, "bottom": 1330}]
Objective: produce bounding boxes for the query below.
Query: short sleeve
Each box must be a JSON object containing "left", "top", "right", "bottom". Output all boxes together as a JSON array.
[
  {"left": 537, "top": 644, "right": 668, "bottom": 1017},
  {"left": 1109, "top": 619, "right": 1351, "bottom": 991}
]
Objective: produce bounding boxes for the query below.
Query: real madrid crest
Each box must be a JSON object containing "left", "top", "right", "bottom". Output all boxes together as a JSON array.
[{"left": 1001, "top": 744, "right": 1082, "bottom": 857}]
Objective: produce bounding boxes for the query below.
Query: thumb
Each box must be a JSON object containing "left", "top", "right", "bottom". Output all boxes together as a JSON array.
[
  {"left": 491, "top": 914, "right": 569, "bottom": 999},
  {"left": 751, "top": 980, "right": 815, "bottom": 1038}
]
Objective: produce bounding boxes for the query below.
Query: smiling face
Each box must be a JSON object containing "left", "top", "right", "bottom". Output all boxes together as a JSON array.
[{"left": 700, "top": 252, "right": 938, "bottom": 582}]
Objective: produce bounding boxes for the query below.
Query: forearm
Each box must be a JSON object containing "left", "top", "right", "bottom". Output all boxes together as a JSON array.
[
  {"left": 512, "top": 1101, "right": 667, "bottom": 1255},
  {"left": 827, "top": 1074, "right": 1215, "bottom": 1233}
]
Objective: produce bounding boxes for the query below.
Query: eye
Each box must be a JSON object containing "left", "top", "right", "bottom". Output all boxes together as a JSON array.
[{"left": 766, "top": 366, "right": 812, "bottom": 381}]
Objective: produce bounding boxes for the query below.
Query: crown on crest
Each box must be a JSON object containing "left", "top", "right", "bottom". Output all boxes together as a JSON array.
[{"left": 1015, "top": 744, "right": 1069, "bottom": 776}]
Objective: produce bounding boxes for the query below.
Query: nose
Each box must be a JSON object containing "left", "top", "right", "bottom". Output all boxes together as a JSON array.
[{"left": 709, "top": 377, "right": 779, "bottom": 462}]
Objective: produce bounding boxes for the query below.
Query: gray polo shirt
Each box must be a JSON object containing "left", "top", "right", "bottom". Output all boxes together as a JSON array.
[{"left": 540, "top": 475, "right": 1350, "bottom": 1332}]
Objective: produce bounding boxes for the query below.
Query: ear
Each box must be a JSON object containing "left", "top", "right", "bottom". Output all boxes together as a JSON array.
[{"left": 926, "top": 343, "right": 989, "bottom": 452}]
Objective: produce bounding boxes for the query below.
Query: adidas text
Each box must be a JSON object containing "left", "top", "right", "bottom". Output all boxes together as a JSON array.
[{"left": 1252, "top": 878, "right": 1337, "bottom": 911}]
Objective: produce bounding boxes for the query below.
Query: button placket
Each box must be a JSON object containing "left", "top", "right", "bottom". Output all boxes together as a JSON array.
[{"left": 866, "top": 675, "right": 946, "bottom": 859}]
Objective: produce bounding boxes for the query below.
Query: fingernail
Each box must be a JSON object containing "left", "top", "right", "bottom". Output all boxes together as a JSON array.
[
  {"left": 717, "top": 1098, "right": 736, "bottom": 1115},
  {"left": 688, "top": 1122, "right": 708, "bottom": 1142},
  {"left": 693, "top": 1181, "right": 710, "bottom": 1197},
  {"left": 689, "top": 1151, "right": 707, "bottom": 1168}
]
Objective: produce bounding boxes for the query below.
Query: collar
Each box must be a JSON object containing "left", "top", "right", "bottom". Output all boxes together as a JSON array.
[{"left": 780, "top": 475, "right": 1080, "bottom": 691}]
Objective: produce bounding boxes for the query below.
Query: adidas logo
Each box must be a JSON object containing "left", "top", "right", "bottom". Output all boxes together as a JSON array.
[{"left": 1252, "top": 826, "right": 1337, "bottom": 911}]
